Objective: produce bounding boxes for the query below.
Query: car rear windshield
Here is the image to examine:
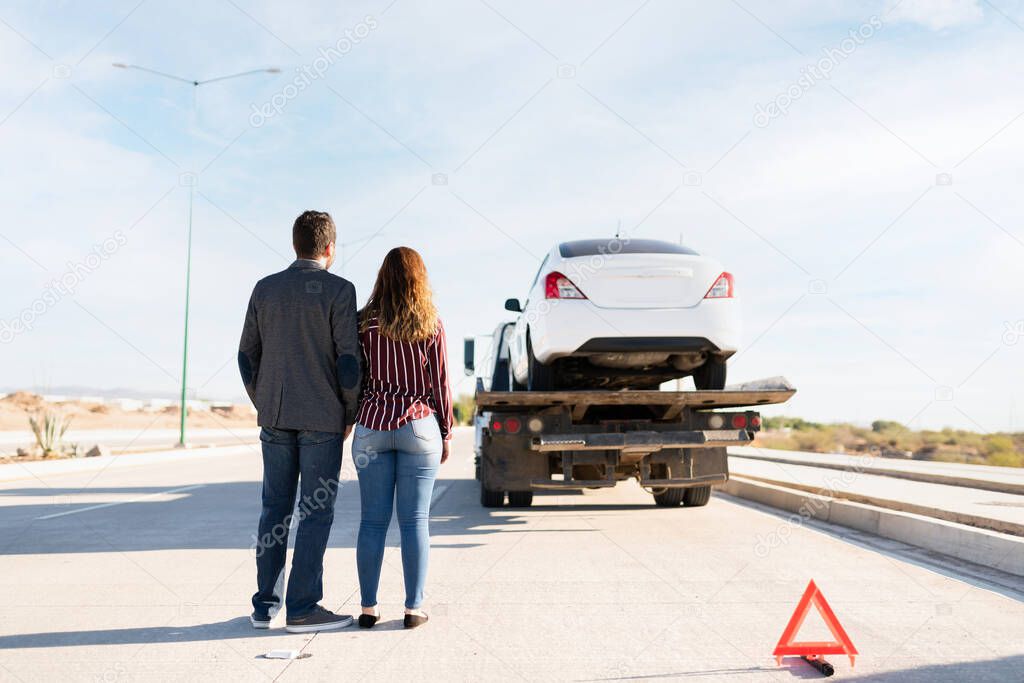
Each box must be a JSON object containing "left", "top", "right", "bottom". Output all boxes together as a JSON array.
[{"left": 558, "top": 239, "right": 698, "bottom": 258}]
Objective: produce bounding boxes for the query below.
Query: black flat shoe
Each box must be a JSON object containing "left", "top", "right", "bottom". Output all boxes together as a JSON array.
[
  {"left": 404, "top": 613, "right": 429, "bottom": 629},
  {"left": 358, "top": 613, "right": 379, "bottom": 629}
]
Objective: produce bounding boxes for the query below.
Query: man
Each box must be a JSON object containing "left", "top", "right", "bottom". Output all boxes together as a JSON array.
[{"left": 238, "top": 210, "right": 361, "bottom": 633}]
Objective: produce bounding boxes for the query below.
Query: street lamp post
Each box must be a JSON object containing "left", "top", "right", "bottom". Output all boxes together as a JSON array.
[{"left": 112, "top": 63, "right": 279, "bottom": 447}]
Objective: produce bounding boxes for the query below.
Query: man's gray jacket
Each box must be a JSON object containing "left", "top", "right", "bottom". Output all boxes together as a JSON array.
[{"left": 238, "top": 259, "right": 361, "bottom": 433}]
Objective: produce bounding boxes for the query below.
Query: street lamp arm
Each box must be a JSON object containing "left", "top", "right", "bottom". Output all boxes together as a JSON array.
[
  {"left": 112, "top": 63, "right": 197, "bottom": 85},
  {"left": 197, "top": 68, "right": 281, "bottom": 86}
]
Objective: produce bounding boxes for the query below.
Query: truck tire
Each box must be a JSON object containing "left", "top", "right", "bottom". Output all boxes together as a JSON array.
[
  {"left": 507, "top": 491, "right": 534, "bottom": 507},
  {"left": 683, "top": 486, "right": 712, "bottom": 507},
  {"left": 693, "top": 357, "right": 726, "bottom": 390},
  {"left": 479, "top": 457, "right": 506, "bottom": 507},
  {"left": 480, "top": 485, "right": 505, "bottom": 508},
  {"left": 652, "top": 488, "right": 684, "bottom": 507},
  {"left": 527, "top": 333, "right": 554, "bottom": 391}
]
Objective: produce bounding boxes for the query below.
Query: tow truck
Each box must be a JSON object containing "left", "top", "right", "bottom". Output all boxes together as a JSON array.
[{"left": 465, "top": 323, "right": 795, "bottom": 508}]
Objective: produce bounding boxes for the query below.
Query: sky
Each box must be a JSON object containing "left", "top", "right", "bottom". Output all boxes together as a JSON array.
[{"left": 1, "top": 0, "right": 1023, "bottom": 431}]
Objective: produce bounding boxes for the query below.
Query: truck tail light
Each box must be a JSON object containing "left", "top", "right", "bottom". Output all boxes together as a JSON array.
[
  {"left": 491, "top": 417, "right": 522, "bottom": 434},
  {"left": 704, "top": 272, "right": 734, "bottom": 299},
  {"left": 545, "top": 272, "right": 587, "bottom": 299},
  {"left": 749, "top": 415, "right": 761, "bottom": 429},
  {"left": 731, "top": 414, "right": 747, "bottom": 429}
]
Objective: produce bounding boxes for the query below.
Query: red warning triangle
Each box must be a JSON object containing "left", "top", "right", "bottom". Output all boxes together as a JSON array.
[{"left": 773, "top": 580, "right": 858, "bottom": 667}]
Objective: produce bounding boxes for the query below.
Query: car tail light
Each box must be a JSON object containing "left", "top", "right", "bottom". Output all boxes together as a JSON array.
[
  {"left": 731, "top": 414, "right": 747, "bottom": 428},
  {"left": 704, "top": 272, "right": 734, "bottom": 299},
  {"left": 545, "top": 271, "right": 587, "bottom": 299}
]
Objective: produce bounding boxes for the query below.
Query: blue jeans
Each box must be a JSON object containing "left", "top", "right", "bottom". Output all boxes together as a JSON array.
[
  {"left": 252, "top": 427, "right": 343, "bottom": 619},
  {"left": 354, "top": 416, "right": 442, "bottom": 610}
]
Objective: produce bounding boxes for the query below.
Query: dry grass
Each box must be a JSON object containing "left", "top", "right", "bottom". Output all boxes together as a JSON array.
[{"left": 754, "top": 416, "right": 1023, "bottom": 468}]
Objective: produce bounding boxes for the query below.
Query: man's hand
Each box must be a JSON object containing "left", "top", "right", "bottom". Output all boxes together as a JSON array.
[
  {"left": 344, "top": 424, "right": 353, "bottom": 441},
  {"left": 441, "top": 440, "right": 450, "bottom": 464}
]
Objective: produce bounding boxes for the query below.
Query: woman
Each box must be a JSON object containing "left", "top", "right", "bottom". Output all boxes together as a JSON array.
[{"left": 353, "top": 246, "right": 452, "bottom": 630}]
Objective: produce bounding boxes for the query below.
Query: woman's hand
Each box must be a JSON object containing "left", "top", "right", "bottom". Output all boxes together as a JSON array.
[{"left": 441, "top": 440, "right": 449, "bottom": 464}]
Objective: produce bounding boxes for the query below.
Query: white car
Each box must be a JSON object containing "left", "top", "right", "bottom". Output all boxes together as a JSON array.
[{"left": 506, "top": 238, "right": 740, "bottom": 391}]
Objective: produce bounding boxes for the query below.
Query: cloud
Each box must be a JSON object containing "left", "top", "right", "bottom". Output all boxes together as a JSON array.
[
  {"left": 2, "top": 0, "right": 1022, "bottom": 430},
  {"left": 886, "top": 0, "right": 984, "bottom": 30}
]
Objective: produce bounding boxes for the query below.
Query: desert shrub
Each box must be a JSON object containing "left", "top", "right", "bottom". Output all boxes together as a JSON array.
[
  {"left": 28, "top": 411, "right": 72, "bottom": 456},
  {"left": 988, "top": 451, "right": 1024, "bottom": 467},
  {"left": 793, "top": 429, "right": 835, "bottom": 452},
  {"left": 984, "top": 435, "right": 1020, "bottom": 467},
  {"left": 452, "top": 394, "right": 476, "bottom": 425},
  {"left": 871, "top": 420, "right": 904, "bottom": 433},
  {"left": 754, "top": 417, "right": 1021, "bottom": 467}
]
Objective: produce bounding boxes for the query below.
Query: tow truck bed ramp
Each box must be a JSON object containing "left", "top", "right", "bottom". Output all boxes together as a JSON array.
[{"left": 476, "top": 377, "right": 795, "bottom": 413}]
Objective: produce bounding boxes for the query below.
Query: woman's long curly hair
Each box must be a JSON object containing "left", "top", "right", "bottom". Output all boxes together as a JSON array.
[{"left": 359, "top": 246, "right": 438, "bottom": 342}]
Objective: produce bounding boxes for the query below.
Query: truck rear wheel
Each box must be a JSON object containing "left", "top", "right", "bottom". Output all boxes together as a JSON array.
[
  {"left": 693, "top": 357, "right": 726, "bottom": 390},
  {"left": 652, "top": 488, "right": 684, "bottom": 507},
  {"left": 508, "top": 491, "right": 534, "bottom": 507},
  {"left": 480, "top": 485, "right": 505, "bottom": 508},
  {"left": 478, "top": 456, "right": 505, "bottom": 507},
  {"left": 683, "top": 486, "right": 712, "bottom": 507}
]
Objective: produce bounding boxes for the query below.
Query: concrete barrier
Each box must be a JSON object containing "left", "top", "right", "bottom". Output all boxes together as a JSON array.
[
  {"left": 730, "top": 448, "right": 1024, "bottom": 496},
  {"left": 720, "top": 476, "right": 1024, "bottom": 578},
  {"left": 730, "top": 470, "right": 1024, "bottom": 536}
]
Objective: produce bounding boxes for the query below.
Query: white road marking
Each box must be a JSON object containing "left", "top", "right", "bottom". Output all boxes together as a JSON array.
[{"left": 35, "top": 484, "right": 207, "bottom": 520}]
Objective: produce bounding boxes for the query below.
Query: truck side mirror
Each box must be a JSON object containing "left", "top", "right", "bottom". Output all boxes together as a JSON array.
[
  {"left": 463, "top": 337, "right": 475, "bottom": 376},
  {"left": 504, "top": 298, "right": 522, "bottom": 312}
]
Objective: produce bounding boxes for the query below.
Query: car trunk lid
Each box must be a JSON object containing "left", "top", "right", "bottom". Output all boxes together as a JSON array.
[{"left": 564, "top": 254, "right": 720, "bottom": 309}]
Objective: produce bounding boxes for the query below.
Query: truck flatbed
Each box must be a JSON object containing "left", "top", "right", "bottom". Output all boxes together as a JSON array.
[
  {"left": 476, "top": 377, "right": 796, "bottom": 417},
  {"left": 467, "top": 323, "right": 798, "bottom": 509}
]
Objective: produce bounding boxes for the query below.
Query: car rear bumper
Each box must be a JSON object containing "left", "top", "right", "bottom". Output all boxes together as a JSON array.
[
  {"left": 530, "top": 299, "right": 740, "bottom": 363},
  {"left": 575, "top": 336, "right": 724, "bottom": 353}
]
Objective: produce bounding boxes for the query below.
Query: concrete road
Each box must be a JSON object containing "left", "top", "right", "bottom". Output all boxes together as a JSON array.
[{"left": 0, "top": 428, "right": 1022, "bottom": 682}]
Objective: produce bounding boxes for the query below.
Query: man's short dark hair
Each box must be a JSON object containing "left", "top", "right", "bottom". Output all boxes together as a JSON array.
[{"left": 292, "top": 210, "right": 336, "bottom": 259}]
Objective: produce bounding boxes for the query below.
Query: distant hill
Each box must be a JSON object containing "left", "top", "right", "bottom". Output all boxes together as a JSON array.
[{"left": 0, "top": 385, "right": 246, "bottom": 403}]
